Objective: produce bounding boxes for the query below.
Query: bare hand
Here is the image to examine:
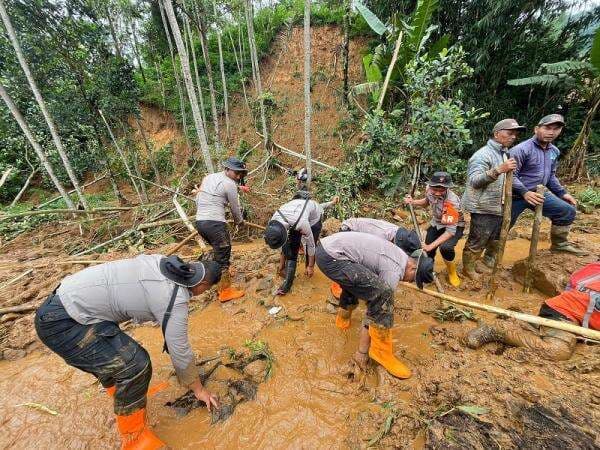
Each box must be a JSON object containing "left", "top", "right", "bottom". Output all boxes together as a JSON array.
[
  {"left": 193, "top": 386, "right": 219, "bottom": 412},
  {"left": 403, "top": 195, "right": 413, "bottom": 205},
  {"left": 305, "top": 266, "right": 314, "bottom": 278},
  {"left": 239, "top": 185, "right": 250, "bottom": 193},
  {"left": 331, "top": 195, "right": 340, "bottom": 204},
  {"left": 497, "top": 158, "right": 517, "bottom": 174},
  {"left": 422, "top": 243, "right": 434, "bottom": 253},
  {"left": 562, "top": 193, "right": 577, "bottom": 206},
  {"left": 191, "top": 184, "right": 201, "bottom": 195},
  {"left": 523, "top": 191, "right": 545, "bottom": 206}
]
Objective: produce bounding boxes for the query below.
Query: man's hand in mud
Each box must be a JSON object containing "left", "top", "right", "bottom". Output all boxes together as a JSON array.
[
  {"left": 562, "top": 193, "right": 577, "bottom": 206},
  {"left": 305, "top": 265, "right": 314, "bottom": 278},
  {"left": 523, "top": 191, "right": 545, "bottom": 206},
  {"left": 193, "top": 386, "right": 219, "bottom": 412}
]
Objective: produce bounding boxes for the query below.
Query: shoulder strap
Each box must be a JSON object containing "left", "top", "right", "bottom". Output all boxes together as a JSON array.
[
  {"left": 576, "top": 273, "right": 600, "bottom": 292},
  {"left": 162, "top": 284, "right": 180, "bottom": 354},
  {"left": 582, "top": 292, "right": 599, "bottom": 329},
  {"left": 277, "top": 199, "right": 310, "bottom": 233}
]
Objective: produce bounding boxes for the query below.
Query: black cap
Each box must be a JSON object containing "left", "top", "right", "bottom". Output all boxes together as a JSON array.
[
  {"left": 394, "top": 227, "right": 421, "bottom": 254},
  {"left": 537, "top": 114, "right": 565, "bottom": 127},
  {"left": 222, "top": 157, "right": 248, "bottom": 172},
  {"left": 411, "top": 249, "right": 434, "bottom": 289},
  {"left": 159, "top": 255, "right": 206, "bottom": 287},
  {"left": 427, "top": 171, "right": 454, "bottom": 188},
  {"left": 264, "top": 220, "right": 287, "bottom": 249}
]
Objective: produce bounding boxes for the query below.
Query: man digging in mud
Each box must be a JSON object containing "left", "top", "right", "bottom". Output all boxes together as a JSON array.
[
  {"left": 404, "top": 172, "right": 465, "bottom": 287},
  {"left": 34, "top": 255, "right": 221, "bottom": 449},
  {"left": 316, "top": 231, "right": 434, "bottom": 378},
  {"left": 323, "top": 217, "right": 421, "bottom": 300},
  {"left": 263, "top": 196, "right": 320, "bottom": 295},
  {"left": 461, "top": 118, "right": 524, "bottom": 280},
  {"left": 466, "top": 261, "right": 600, "bottom": 360},
  {"left": 193, "top": 156, "right": 248, "bottom": 302},
  {"left": 509, "top": 114, "right": 586, "bottom": 255}
]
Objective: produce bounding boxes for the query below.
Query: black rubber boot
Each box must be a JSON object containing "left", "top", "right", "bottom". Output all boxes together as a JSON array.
[{"left": 277, "top": 260, "right": 297, "bottom": 295}]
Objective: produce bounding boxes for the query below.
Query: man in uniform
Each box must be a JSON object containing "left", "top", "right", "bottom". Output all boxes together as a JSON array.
[
  {"left": 316, "top": 231, "right": 434, "bottom": 378},
  {"left": 35, "top": 255, "right": 221, "bottom": 449},
  {"left": 194, "top": 157, "right": 248, "bottom": 302}
]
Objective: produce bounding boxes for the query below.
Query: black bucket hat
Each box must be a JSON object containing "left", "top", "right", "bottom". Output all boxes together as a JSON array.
[
  {"left": 427, "top": 171, "right": 454, "bottom": 188},
  {"left": 222, "top": 157, "right": 248, "bottom": 173},
  {"left": 264, "top": 220, "right": 287, "bottom": 249},
  {"left": 394, "top": 227, "right": 421, "bottom": 255},
  {"left": 410, "top": 249, "right": 435, "bottom": 289},
  {"left": 159, "top": 255, "right": 206, "bottom": 287}
]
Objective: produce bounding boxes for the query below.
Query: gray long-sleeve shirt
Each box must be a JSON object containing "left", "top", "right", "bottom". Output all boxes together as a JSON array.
[
  {"left": 195, "top": 171, "right": 243, "bottom": 223},
  {"left": 271, "top": 199, "right": 318, "bottom": 256},
  {"left": 341, "top": 218, "right": 399, "bottom": 242},
  {"left": 320, "top": 232, "right": 408, "bottom": 289},
  {"left": 57, "top": 254, "right": 197, "bottom": 386}
]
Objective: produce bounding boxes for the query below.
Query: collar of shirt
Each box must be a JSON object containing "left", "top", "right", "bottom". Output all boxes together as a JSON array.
[
  {"left": 532, "top": 136, "right": 557, "bottom": 152},
  {"left": 487, "top": 138, "right": 508, "bottom": 154}
]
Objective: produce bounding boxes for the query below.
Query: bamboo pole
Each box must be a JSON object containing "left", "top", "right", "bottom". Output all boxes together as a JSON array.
[
  {"left": 73, "top": 230, "right": 135, "bottom": 257},
  {"left": 487, "top": 169, "right": 514, "bottom": 301},
  {"left": 0, "top": 167, "right": 13, "bottom": 188},
  {"left": 34, "top": 174, "right": 107, "bottom": 209},
  {"left": 255, "top": 132, "right": 334, "bottom": 169},
  {"left": 0, "top": 207, "right": 133, "bottom": 221},
  {"left": 130, "top": 175, "right": 195, "bottom": 201},
  {"left": 377, "top": 30, "right": 403, "bottom": 111},
  {"left": 172, "top": 194, "right": 207, "bottom": 250},
  {"left": 166, "top": 230, "right": 199, "bottom": 256},
  {"left": 400, "top": 281, "right": 600, "bottom": 341},
  {"left": 0, "top": 268, "right": 33, "bottom": 291},
  {"left": 523, "top": 185, "right": 545, "bottom": 293}
]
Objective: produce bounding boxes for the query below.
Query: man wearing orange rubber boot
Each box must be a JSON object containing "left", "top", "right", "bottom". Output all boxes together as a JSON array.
[
  {"left": 35, "top": 255, "right": 221, "bottom": 449},
  {"left": 316, "top": 232, "right": 434, "bottom": 378},
  {"left": 194, "top": 157, "right": 248, "bottom": 302}
]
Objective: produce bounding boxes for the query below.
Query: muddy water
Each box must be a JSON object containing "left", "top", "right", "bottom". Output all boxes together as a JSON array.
[{"left": 0, "top": 239, "right": 546, "bottom": 449}]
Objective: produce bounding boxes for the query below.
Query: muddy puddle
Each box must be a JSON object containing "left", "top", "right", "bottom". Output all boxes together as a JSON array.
[{"left": 1, "top": 238, "right": 598, "bottom": 449}]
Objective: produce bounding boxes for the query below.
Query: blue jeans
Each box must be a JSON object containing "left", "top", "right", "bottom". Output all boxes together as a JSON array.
[
  {"left": 34, "top": 294, "right": 152, "bottom": 414},
  {"left": 510, "top": 191, "right": 576, "bottom": 228}
]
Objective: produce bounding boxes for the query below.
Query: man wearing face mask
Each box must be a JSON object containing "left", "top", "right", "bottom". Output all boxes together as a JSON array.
[
  {"left": 509, "top": 114, "right": 585, "bottom": 255},
  {"left": 403, "top": 172, "right": 465, "bottom": 287},
  {"left": 194, "top": 157, "right": 248, "bottom": 302},
  {"left": 460, "top": 119, "right": 525, "bottom": 280}
]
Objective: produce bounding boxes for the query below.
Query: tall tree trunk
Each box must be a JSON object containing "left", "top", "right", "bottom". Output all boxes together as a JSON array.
[
  {"left": 99, "top": 109, "right": 145, "bottom": 204},
  {"left": 193, "top": 5, "right": 221, "bottom": 150},
  {"left": 162, "top": 0, "right": 215, "bottom": 173},
  {"left": 154, "top": 61, "right": 167, "bottom": 108},
  {"left": 130, "top": 20, "right": 146, "bottom": 83},
  {"left": 342, "top": 0, "right": 351, "bottom": 104},
  {"left": 120, "top": 122, "right": 149, "bottom": 203},
  {"left": 303, "top": 0, "right": 312, "bottom": 187},
  {"left": 0, "top": 83, "right": 76, "bottom": 210},
  {"left": 183, "top": 14, "right": 206, "bottom": 128},
  {"left": 105, "top": 4, "right": 122, "bottom": 57},
  {"left": 0, "top": 0, "right": 88, "bottom": 209},
  {"left": 158, "top": 0, "right": 192, "bottom": 151},
  {"left": 228, "top": 28, "right": 250, "bottom": 112},
  {"left": 245, "top": 0, "right": 270, "bottom": 152},
  {"left": 213, "top": 0, "right": 230, "bottom": 143}
]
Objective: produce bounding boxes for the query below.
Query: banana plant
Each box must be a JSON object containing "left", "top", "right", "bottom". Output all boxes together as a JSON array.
[{"left": 350, "top": 0, "right": 448, "bottom": 111}]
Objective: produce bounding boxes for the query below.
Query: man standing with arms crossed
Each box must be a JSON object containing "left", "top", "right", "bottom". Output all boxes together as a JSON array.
[{"left": 194, "top": 157, "right": 248, "bottom": 302}]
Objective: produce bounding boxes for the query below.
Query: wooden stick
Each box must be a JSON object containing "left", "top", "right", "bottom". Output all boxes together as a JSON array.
[
  {"left": 377, "top": 31, "right": 403, "bottom": 111},
  {"left": 130, "top": 175, "right": 195, "bottom": 201},
  {"left": 172, "top": 194, "right": 207, "bottom": 250},
  {"left": 33, "top": 174, "right": 107, "bottom": 209},
  {"left": 487, "top": 169, "right": 514, "bottom": 301},
  {"left": 10, "top": 169, "right": 38, "bottom": 207},
  {"left": 523, "top": 185, "right": 545, "bottom": 293},
  {"left": 0, "top": 206, "right": 132, "bottom": 221},
  {"left": 0, "top": 167, "right": 13, "bottom": 189},
  {"left": 137, "top": 218, "right": 185, "bottom": 230},
  {"left": 255, "top": 132, "right": 334, "bottom": 170},
  {"left": 0, "top": 303, "right": 38, "bottom": 315},
  {"left": 166, "top": 230, "right": 199, "bottom": 256},
  {"left": 72, "top": 229, "right": 135, "bottom": 257},
  {"left": 0, "top": 268, "right": 33, "bottom": 291},
  {"left": 400, "top": 282, "right": 600, "bottom": 341}
]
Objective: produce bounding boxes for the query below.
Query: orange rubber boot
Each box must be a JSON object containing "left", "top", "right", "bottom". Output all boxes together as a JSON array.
[
  {"left": 368, "top": 325, "right": 412, "bottom": 379},
  {"left": 335, "top": 306, "right": 356, "bottom": 330},
  {"left": 106, "top": 385, "right": 116, "bottom": 397},
  {"left": 217, "top": 271, "right": 244, "bottom": 303},
  {"left": 147, "top": 381, "right": 170, "bottom": 397},
  {"left": 116, "top": 408, "right": 165, "bottom": 450},
  {"left": 330, "top": 282, "right": 342, "bottom": 299}
]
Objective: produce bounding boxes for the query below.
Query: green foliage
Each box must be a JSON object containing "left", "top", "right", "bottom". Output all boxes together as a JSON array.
[
  {"left": 576, "top": 188, "right": 600, "bottom": 209},
  {"left": 592, "top": 28, "right": 600, "bottom": 71},
  {"left": 243, "top": 339, "right": 274, "bottom": 379},
  {"left": 353, "top": 0, "right": 388, "bottom": 36}
]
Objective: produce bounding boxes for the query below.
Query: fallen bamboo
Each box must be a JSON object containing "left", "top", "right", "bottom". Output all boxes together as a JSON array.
[
  {"left": 399, "top": 282, "right": 600, "bottom": 341},
  {"left": 130, "top": 175, "right": 195, "bottom": 201},
  {"left": 33, "top": 174, "right": 107, "bottom": 210},
  {"left": 487, "top": 169, "right": 513, "bottom": 301},
  {"left": 523, "top": 185, "right": 545, "bottom": 293},
  {"left": 0, "top": 303, "right": 38, "bottom": 315},
  {"left": 73, "top": 229, "right": 135, "bottom": 257},
  {"left": 0, "top": 206, "right": 133, "bottom": 221},
  {"left": 137, "top": 218, "right": 184, "bottom": 230},
  {"left": 0, "top": 268, "right": 33, "bottom": 291},
  {"left": 172, "top": 194, "right": 207, "bottom": 250},
  {"left": 166, "top": 230, "right": 199, "bottom": 256},
  {"left": 255, "top": 132, "right": 334, "bottom": 170}
]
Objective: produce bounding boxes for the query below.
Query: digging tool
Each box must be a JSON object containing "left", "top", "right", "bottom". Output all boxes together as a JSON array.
[
  {"left": 407, "top": 164, "right": 444, "bottom": 293},
  {"left": 523, "top": 185, "right": 546, "bottom": 293},
  {"left": 486, "top": 168, "right": 514, "bottom": 302},
  {"left": 400, "top": 282, "right": 600, "bottom": 341}
]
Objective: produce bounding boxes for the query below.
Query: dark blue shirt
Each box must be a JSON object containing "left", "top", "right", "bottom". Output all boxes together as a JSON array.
[{"left": 509, "top": 137, "right": 566, "bottom": 198}]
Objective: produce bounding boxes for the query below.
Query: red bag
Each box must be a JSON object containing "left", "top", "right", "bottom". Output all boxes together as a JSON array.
[{"left": 568, "top": 262, "right": 600, "bottom": 292}]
